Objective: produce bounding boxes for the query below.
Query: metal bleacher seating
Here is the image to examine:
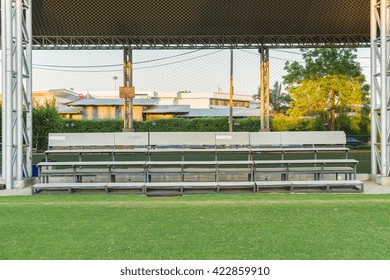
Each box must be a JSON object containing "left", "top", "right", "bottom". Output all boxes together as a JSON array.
[{"left": 33, "top": 131, "right": 363, "bottom": 194}]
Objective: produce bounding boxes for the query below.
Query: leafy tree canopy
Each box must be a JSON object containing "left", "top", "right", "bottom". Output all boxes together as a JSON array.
[
  {"left": 283, "top": 48, "right": 367, "bottom": 131},
  {"left": 253, "top": 82, "right": 291, "bottom": 115},
  {"left": 283, "top": 48, "right": 364, "bottom": 84},
  {"left": 269, "top": 81, "right": 291, "bottom": 114}
]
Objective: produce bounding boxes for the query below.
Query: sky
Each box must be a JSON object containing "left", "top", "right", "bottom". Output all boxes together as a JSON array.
[{"left": 4, "top": 47, "right": 372, "bottom": 96}]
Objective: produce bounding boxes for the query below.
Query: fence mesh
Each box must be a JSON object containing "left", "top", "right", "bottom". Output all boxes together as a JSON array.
[{"left": 0, "top": 47, "right": 371, "bottom": 134}]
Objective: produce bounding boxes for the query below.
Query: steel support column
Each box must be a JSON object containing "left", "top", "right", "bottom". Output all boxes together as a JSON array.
[
  {"left": 371, "top": 0, "right": 390, "bottom": 177},
  {"left": 371, "top": 0, "right": 379, "bottom": 176},
  {"left": 1, "top": 0, "right": 32, "bottom": 188},
  {"left": 26, "top": 0, "right": 33, "bottom": 176},
  {"left": 260, "top": 47, "right": 270, "bottom": 131},
  {"left": 229, "top": 49, "right": 234, "bottom": 132},
  {"left": 123, "top": 48, "right": 134, "bottom": 132},
  {"left": 1, "top": 0, "right": 7, "bottom": 181},
  {"left": 4, "top": 0, "right": 17, "bottom": 189}
]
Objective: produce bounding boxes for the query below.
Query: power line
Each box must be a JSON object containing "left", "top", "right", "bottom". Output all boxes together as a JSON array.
[
  {"left": 34, "top": 63, "right": 119, "bottom": 68},
  {"left": 239, "top": 49, "right": 371, "bottom": 63},
  {"left": 33, "top": 49, "right": 201, "bottom": 68},
  {"left": 273, "top": 49, "right": 302, "bottom": 55},
  {"left": 134, "top": 49, "right": 201, "bottom": 65},
  {"left": 32, "top": 66, "right": 121, "bottom": 73},
  {"left": 238, "top": 49, "right": 304, "bottom": 62},
  {"left": 135, "top": 50, "right": 224, "bottom": 70},
  {"left": 33, "top": 50, "right": 224, "bottom": 73},
  {"left": 3, "top": 49, "right": 372, "bottom": 69}
]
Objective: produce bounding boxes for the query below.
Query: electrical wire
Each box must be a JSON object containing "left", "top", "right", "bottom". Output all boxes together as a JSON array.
[
  {"left": 33, "top": 49, "right": 201, "bottom": 68},
  {"left": 32, "top": 49, "right": 224, "bottom": 73},
  {"left": 7, "top": 47, "right": 371, "bottom": 72},
  {"left": 273, "top": 49, "right": 302, "bottom": 55},
  {"left": 135, "top": 50, "right": 224, "bottom": 70},
  {"left": 238, "top": 49, "right": 304, "bottom": 62},
  {"left": 32, "top": 66, "right": 121, "bottom": 73},
  {"left": 239, "top": 49, "right": 370, "bottom": 63}
]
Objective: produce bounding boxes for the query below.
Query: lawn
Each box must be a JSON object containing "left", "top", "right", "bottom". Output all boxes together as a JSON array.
[{"left": 0, "top": 193, "right": 390, "bottom": 260}]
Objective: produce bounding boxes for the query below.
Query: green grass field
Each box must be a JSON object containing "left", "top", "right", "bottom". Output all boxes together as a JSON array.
[{"left": 1, "top": 193, "right": 390, "bottom": 260}]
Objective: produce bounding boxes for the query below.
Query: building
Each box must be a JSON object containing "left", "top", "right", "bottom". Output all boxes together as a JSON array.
[
  {"left": 56, "top": 90, "right": 259, "bottom": 120},
  {"left": 180, "top": 108, "right": 260, "bottom": 118},
  {"left": 142, "top": 105, "right": 191, "bottom": 120},
  {"left": 65, "top": 98, "right": 159, "bottom": 121},
  {"left": 0, "top": 89, "right": 83, "bottom": 107},
  {"left": 147, "top": 91, "right": 258, "bottom": 109}
]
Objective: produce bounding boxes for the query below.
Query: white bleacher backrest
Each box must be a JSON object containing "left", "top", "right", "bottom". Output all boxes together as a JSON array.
[
  {"left": 280, "top": 131, "right": 346, "bottom": 145},
  {"left": 215, "top": 132, "right": 250, "bottom": 146},
  {"left": 48, "top": 133, "right": 115, "bottom": 148},
  {"left": 114, "top": 132, "right": 148, "bottom": 147},
  {"left": 149, "top": 132, "right": 216, "bottom": 146},
  {"left": 249, "top": 132, "right": 282, "bottom": 146}
]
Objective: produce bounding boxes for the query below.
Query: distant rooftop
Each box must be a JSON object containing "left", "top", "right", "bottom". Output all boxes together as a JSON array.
[
  {"left": 58, "top": 106, "right": 83, "bottom": 114},
  {"left": 143, "top": 105, "right": 191, "bottom": 114},
  {"left": 33, "top": 89, "right": 82, "bottom": 100},
  {"left": 68, "top": 98, "right": 159, "bottom": 106},
  {"left": 181, "top": 108, "right": 260, "bottom": 118},
  {"left": 76, "top": 90, "right": 154, "bottom": 99}
]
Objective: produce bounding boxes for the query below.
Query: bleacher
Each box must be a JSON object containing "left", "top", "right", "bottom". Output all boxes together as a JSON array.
[{"left": 33, "top": 131, "right": 363, "bottom": 194}]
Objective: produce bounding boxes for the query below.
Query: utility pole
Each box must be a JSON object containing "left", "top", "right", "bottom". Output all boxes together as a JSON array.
[
  {"left": 113, "top": 76, "right": 118, "bottom": 91},
  {"left": 121, "top": 48, "right": 135, "bottom": 132},
  {"left": 260, "top": 46, "right": 270, "bottom": 131},
  {"left": 229, "top": 49, "right": 234, "bottom": 132}
]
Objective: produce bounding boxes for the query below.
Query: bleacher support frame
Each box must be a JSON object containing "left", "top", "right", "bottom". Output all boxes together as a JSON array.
[{"left": 33, "top": 131, "right": 364, "bottom": 194}]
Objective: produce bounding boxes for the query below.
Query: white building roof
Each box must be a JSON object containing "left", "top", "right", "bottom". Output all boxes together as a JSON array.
[
  {"left": 181, "top": 108, "right": 260, "bottom": 118},
  {"left": 68, "top": 98, "right": 159, "bottom": 106},
  {"left": 143, "top": 105, "right": 191, "bottom": 114}
]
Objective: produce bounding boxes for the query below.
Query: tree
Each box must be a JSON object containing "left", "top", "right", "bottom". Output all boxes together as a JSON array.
[
  {"left": 269, "top": 81, "right": 291, "bottom": 114},
  {"left": 283, "top": 49, "right": 367, "bottom": 131},
  {"left": 253, "top": 81, "right": 291, "bottom": 115},
  {"left": 33, "top": 100, "right": 64, "bottom": 151}
]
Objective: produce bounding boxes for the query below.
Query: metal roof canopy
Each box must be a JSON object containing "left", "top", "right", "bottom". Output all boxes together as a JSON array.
[
  {"left": 3, "top": 0, "right": 386, "bottom": 191},
  {"left": 1, "top": 0, "right": 370, "bottom": 49}
]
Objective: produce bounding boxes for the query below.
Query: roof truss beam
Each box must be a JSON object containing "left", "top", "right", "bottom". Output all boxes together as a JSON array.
[{"left": 31, "top": 35, "right": 370, "bottom": 50}]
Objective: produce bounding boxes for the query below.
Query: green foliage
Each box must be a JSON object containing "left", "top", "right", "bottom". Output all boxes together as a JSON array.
[
  {"left": 284, "top": 48, "right": 364, "bottom": 84},
  {"left": 235, "top": 117, "right": 260, "bottom": 132},
  {"left": 63, "top": 119, "right": 123, "bottom": 133},
  {"left": 134, "top": 118, "right": 189, "bottom": 132},
  {"left": 283, "top": 48, "right": 368, "bottom": 131},
  {"left": 269, "top": 81, "right": 291, "bottom": 113},
  {"left": 155, "top": 118, "right": 191, "bottom": 132},
  {"left": 270, "top": 116, "right": 310, "bottom": 131},
  {"left": 61, "top": 117, "right": 260, "bottom": 134},
  {"left": 287, "top": 75, "right": 364, "bottom": 130},
  {"left": 187, "top": 117, "right": 229, "bottom": 132},
  {"left": 134, "top": 117, "right": 260, "bottom": 132},
  {"left": 254, "top": 82, "right": 291, "bottom": 114},
  {"left": 33, "top": 102, "right": 64, "bottom": 151}
]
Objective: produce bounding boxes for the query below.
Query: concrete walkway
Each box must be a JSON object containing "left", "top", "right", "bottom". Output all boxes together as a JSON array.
[
  {"left": 1, "top": 179, "right": 390, "bottom": 196},
  {"left": 361, "top": 180, "right": 390, "bottom": 194},
  {"left": 0, "top": 187, "right": 32, "bottom": 196}
]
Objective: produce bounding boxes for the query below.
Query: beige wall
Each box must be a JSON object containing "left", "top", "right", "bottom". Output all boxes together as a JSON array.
[
  {"left": 32, "top": 91, "right": 79, "bottom": 107},
  {"left": 133, "top": 106, "right": 144, "bottom": 121},
  {"left": 146, "top": 114, "right": 175, "bottom": 120},
  {"left": 79, "top": 105, "right": 145, "bottom": 121},
  {"left": 62, "top": 114, "right": 82, "bottom": 120}
]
